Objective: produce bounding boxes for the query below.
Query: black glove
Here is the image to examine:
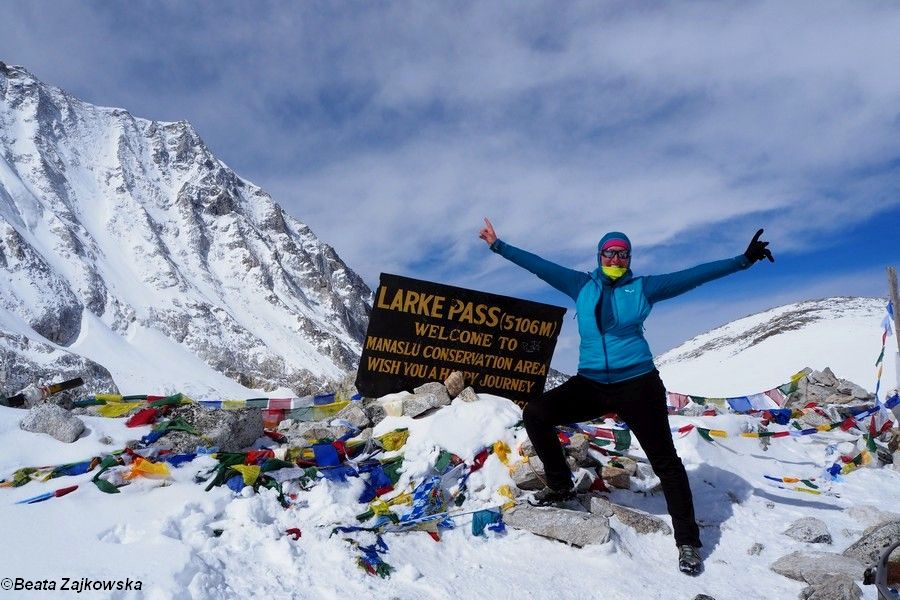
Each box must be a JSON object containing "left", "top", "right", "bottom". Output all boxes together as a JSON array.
[{"left": 744, "top": 228, "right": 774, "bottom": 263}]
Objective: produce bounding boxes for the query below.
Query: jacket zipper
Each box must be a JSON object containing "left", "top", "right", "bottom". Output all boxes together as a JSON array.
[{"left": 598, "top": 284, "right": 610, "bottom": 383}]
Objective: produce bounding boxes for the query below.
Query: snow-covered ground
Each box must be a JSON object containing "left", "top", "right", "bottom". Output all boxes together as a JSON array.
[
  {"left": 1, "top": 297, "right": 898, "bottom": 599},
  {"left": 1, "top": 398, "right": 898, "bottom": 598}
]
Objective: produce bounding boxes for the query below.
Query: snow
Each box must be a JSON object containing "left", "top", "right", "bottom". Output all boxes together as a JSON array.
[
  {"left": 658, "top": 297, "right": 898, "bottom": 398},
  {"left": 2, "top": 357, "right": 898, "bottom": 599}
]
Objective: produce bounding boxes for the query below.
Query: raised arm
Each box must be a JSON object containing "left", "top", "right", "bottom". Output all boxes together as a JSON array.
[
  {"left": 480, "top": 218, "right": 589, "bottom": 300},
  {"left": 644, "top": 229, "right": 774, "bottom": 303}
]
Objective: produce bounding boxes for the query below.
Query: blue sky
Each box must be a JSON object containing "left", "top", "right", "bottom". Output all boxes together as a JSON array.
[{"left": 2, "top": 1, "right": 898, "bottom": 373}]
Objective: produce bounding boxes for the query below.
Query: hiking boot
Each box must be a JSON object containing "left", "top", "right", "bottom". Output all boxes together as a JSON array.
[
  {"left": 527, "top": 486, "right": 576, "bottom": 507},
  {"left": 678, "top": 545, "right": 703, "bottom": 576}
]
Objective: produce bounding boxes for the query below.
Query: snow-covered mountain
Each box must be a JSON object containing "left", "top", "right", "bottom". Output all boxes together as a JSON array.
[
  {"left": 657, "top": 296, "right": 897, "bottom": 398},
  {"left": 0, "top": 62, "right": 372, "bottom": 398}
]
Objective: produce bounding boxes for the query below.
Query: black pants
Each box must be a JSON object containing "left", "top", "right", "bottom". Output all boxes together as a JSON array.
[{"left": 523, "top": 370, "right": 701, "bottom": 547}]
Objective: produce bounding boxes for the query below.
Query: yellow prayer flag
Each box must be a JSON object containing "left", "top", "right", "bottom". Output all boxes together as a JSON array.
[
  {"left": 492, "top": 441, "right": 511, "bottom": 466},
  {"left": 95, "top": 394, "right": 125, "bottom": 403},
  {"left": 231, "top": 464, "right": 261, "bottom": 486},
  {"left": 377, "top": 429, "right": 410, "bottom": 451},
  {"left": 125, "top": 457, "right": 171, "bottom": 480},
  {"left": 497, "top": 484, "right": 517, "bottom": 511},
  {"left": 97, "top": 402, "right": 144, "bottom": 418},
  {"left": 222, "top": 400, "right": 245, "bottom": 410}
]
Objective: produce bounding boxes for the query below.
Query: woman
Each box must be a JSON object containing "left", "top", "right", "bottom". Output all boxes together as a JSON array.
[{"left": 479, "top": 218, "right": 773, "bottom": 575}]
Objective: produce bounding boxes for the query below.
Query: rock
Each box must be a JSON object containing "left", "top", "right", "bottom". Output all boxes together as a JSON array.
[
  {"left": 748, "top": 543, "right": 765, "bottom": 556},
  {"left": 804, "top": 383, "right": 837, "bottom": 405},
  {"left": 585, "top": 495, "right": 672, "bottom": 536},
  {"left": 886, "top": 429, "right": 900, "bottom": 453},
  {"left": 511, "top": 456, "right": 545, "bottom": 490},
  {"left": 444, "top": 371, "right": 465, "bottom": 398},
  {"left": 413, "top": 382, "right": 451, "bottom": 407},
  {"left": 845, "top": 505, "right": 900, "bottom": 528},
  {"left": 402, "top": 392, "right": 440, "bottom": 418},
  {"left": 166, "top": 403, "right": 263, "bottom": 453},
  {"left": 19, "top": 403, "right": 85, "bottom": 443},
  {"left": 457, "top": 387, "right": 479, "bottom": 403},
  {"left": 519, "top": 438, "right": 537, "bottom": 458},
  {"left": 799, "top": 410, "right": 832, "bottom": 429},
  {"left": 601, "top": 464, "right": 631, "bottom": 489},
  {"left": 770, "top": 551, "right": 865, "bottom": 584},
  {"left": 784, "top": 517, "right": 833, "bottom": 544},
  {"left": 836, "top": 379, "right": 872, "bottom": 401},
  {"left": 692, "top": 596, "right": 717, "bottom": 600},
  {"left": 573, "top": 469, "right": 594, "bottom": 492},
  {"left": 362, "top": 397, "right": 387, "bottom": 426},
  {"left": 894, "top": 450, "right": 900, "bottom": 472},
  {"left": 810, "top": 368, "right": 839, "bottom": 387},
  {"left": 824, "top": 393, "right": 857, "bottom": 405},
  {"left": 612, "top": 456, "right": 637, "bottom": 476},
  {"left": 331, "top": 402, "right": 370, "bottom": 429},
  {"left": 279, "top": 421, "right": 348, "bottom": 446},
  {"left": 567, "top": 433, "right": 590, "bottom": 465},
  {"left": 798, "top": 574, "right": 862, "bottom": 600},
  {"left": 842, "top": 520, "right": 900, "bottom": 565},
  {"left": 504, "top": 504, "right": 611, "bottom": 547},
  {"left": 680, "top": 403, "right": 711, "bottom": 417}
]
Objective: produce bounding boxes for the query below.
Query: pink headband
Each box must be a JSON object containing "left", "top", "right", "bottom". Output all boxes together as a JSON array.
[{"left": 601, "top": 238, "right": 630, "bottom": 251}]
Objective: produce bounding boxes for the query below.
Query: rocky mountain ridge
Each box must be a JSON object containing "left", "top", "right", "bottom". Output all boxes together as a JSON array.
[{"left": 0, "top": 61, "right": 372, "bottom": 397}]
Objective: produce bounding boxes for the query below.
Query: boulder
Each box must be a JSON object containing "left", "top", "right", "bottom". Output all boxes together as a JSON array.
[
  {"left": 810, "top": 368, "right": 839, "bottom": 388},
  {"left": 842, "top": 520, "right": 900, "bottom": 565},
  {"left": 798, "top": 574, "right": 862, "bottom": 600},
  {"left": 799, "top": 410, "right": 832, "bottom": 429},
  {"left": 519, "top": 438, "right": 537, "bottom": 458},
  {"left": 601, "top": 464, "right": 631, "bottom": 489},
  {"left": 511, "top": 456, "right": 546, "bottom": 490},
  {"left": 279, "top": 421, "right": 348, "bottom": 446},
  {"left": 413, "top": 382, "right": 451, "bottom": 407},
  {"left": 784, "top": 517, "right": 832, "bottom": 544},
  {"left": 585, "top": 495, "right": 672, "bottom": 536},
  {"left": 331, "top": 402, "right": 370, "bottom": 429},
  {"left": 748, "top": 543, "right": 765, "bottom": 556},
  {"left": 166, "top": 403, "right": 264, "bottom": 453},
  {"left": 362, "top": 397, "right": 387, "bottom": 426},
  {"left": 566, "top": 433, "right": 590, "bottom": 465},
  {"left": 771, "top": 551, "right": 865, "bottom": 584},
  {"left": 19, "top": 403, "right": 85, "bottom": 443},
  {"left": 402, "top": 392, "right": 441, "bottom": 418},
  {"left": 504, "top": 504, "right": 611, "bottom": 547}
]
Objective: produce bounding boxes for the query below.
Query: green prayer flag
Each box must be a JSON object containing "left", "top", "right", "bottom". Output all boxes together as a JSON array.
[
  {"left": 613, "top": 429, "right": 632, "bottom": 451},
  {"left": 93, "top": 478, "right": 121, "bottom": 494}
]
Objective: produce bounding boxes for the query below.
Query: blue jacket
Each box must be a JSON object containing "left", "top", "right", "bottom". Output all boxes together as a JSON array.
[{"left": 490, "top": 239, "right": 752, "bottom": 384}]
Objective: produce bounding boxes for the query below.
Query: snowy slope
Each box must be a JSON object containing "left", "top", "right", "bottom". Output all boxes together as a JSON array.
[
  {"left": 0, "top": 61, "right": 372, "bottom": 398},
  {"left": 658, "top": 297, "right": 898, "bottom": 398}
]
